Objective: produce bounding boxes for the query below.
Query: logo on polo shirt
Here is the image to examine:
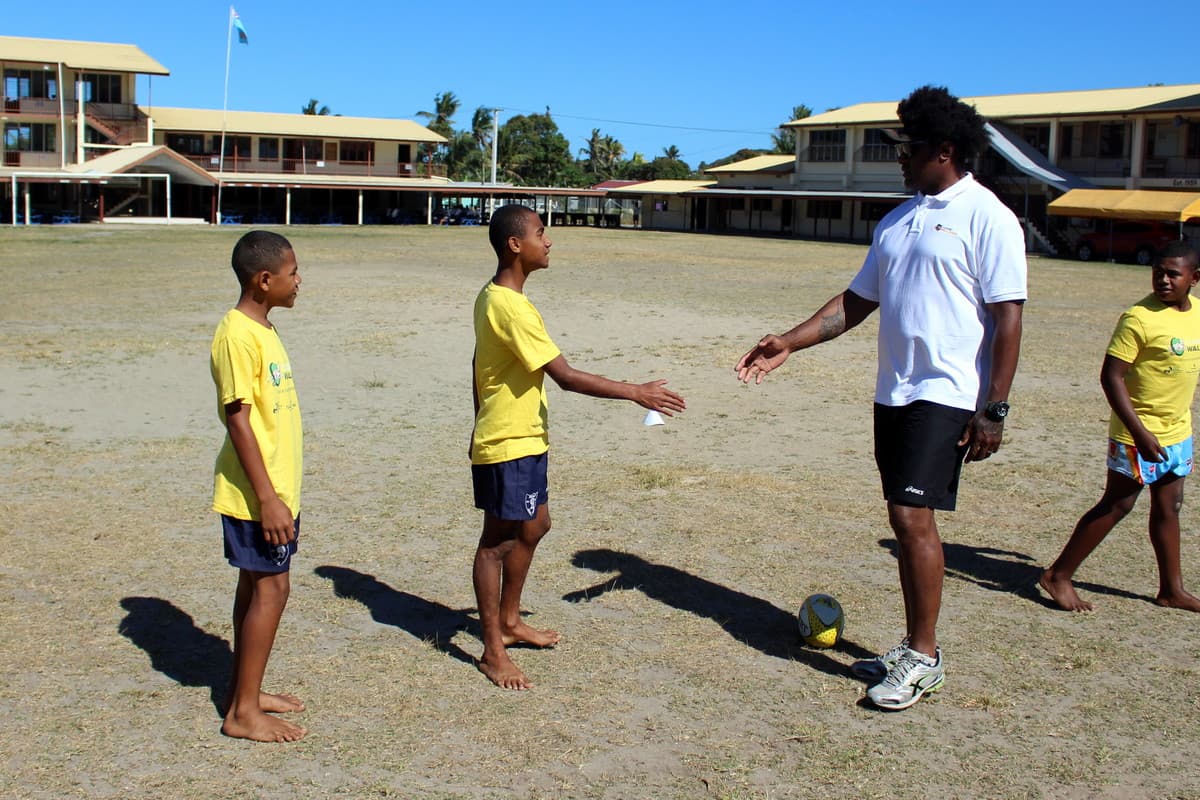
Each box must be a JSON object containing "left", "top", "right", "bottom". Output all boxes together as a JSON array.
[
  {"left": 934, "top": 224, "right": 959, "bottom": 237},
  {"left": 1171, "top": 338, "right": 1186, "bottom": 356},
  {"left": 269, "top": 362, "right": 283, "bottom": 386}
]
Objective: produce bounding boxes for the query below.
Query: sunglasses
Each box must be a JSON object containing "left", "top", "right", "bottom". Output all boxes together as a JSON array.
[{"left": 893, "top": 140, "right": 928, "bottom": 159}]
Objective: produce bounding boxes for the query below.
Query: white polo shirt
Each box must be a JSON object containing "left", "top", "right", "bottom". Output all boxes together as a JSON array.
[{"left": 848, "top": 173, "right": 1027, "bottom": 411}]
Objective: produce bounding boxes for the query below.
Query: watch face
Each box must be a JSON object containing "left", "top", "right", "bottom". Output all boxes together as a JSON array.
[{"left": 986, "top": 402, "right": 1009, "bottom": 420}]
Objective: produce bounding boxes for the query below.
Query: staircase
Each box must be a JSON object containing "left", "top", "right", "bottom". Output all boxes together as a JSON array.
[{"left": 85, "top": 107, "right": 149, "bottom": 146}]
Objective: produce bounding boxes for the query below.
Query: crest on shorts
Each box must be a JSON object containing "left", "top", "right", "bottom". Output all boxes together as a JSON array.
[{"left": 525, "top": 491, "right": 538, "bottom": 517}]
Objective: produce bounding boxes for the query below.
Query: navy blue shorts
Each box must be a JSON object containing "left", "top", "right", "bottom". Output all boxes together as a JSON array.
[
  {"left": 222, "top": 514, "right": 299, "bottom": 573},
  {"left": 472, "top": 452, "right": 549, "bottom": 521},
  {"left": 874, "top": 401, "right": 973, "bottom": 511}
]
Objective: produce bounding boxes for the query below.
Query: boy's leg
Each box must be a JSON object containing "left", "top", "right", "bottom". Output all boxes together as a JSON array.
[
  {"left": 474, "top": 513, "right": 529, "bottom": 689},
  {"left": 223, "top": 569, "right": 307, "bottom": 742},
  {"left": 1040, "top": 470, "right": 1142, "bottom": 611},
  {"left": 228, "top": 572, "right": 304, "bottom": 714},
  {"left": 473, "top": 504, "right": 559, "bottom": 690},
  {"left": 1147, "top": 475, "right": 1200, "bottom": 611},
  {"left": 499, "top": 503, "right": 560, "bottom": 647}
]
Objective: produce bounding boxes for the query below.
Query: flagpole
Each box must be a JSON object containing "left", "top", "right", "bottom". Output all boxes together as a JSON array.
[{"left": 217, "top": 5, "right": 234, "bottom": 223}]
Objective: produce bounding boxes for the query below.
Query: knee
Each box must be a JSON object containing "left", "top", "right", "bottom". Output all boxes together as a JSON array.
[
  {"left": 888, "top": 505, "right": 937, "bottom": 543},
  {"left": 254, "top": 572, "right": 291, "bottom": 607},
  {"left": 524, "top": 513, "right": 551, "bottom": 543}
]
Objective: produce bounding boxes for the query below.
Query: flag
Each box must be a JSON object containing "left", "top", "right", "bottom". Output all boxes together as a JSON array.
[{"left": 231, "top": 8, "right": 249, "bottom": 44}]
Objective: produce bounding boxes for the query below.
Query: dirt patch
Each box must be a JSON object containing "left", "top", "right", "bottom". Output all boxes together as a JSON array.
[{"left": 1, "top": 225, "right": 1198, "bottom": 799}]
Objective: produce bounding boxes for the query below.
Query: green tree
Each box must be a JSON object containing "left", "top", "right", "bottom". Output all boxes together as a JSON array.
[
  {"left": 771, "top": 104, "right": 811, "bottom": 154},
  {"left": 498, "top": 112, "right": 579, "bottom": 186},
  {"left": 301, "top": 98, "right": 331, "bottom": 116},
  {"left": 662, "top": 144, "right": 682, "bottom": 161},
  {"left": 625, "top": 155, "right": 691, "bottom": 181},
  {"left": 416, "top": 91, "right": 460, "bottom": 139},
  {"left": 579, "top": 128, "right": 627, "bottom": 181}
]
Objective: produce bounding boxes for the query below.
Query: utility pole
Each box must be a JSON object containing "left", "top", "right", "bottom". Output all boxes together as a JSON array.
[{"left": 489, "top": 108, "right": 500, "bottom": 219}]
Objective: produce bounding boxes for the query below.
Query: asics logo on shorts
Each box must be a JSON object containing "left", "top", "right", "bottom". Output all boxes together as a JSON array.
[{"left": 904, "top": 485, "right": 926, "bottom": 496}]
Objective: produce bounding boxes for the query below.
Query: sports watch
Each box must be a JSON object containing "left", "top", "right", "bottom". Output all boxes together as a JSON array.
[{"left": 983, "top": 401, "right": 1010, "bottom": 422}]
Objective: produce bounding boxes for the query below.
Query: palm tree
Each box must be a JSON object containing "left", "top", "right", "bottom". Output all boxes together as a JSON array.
[
  {"left": 471, "top": 107, "right": 494, "bottom": 179},
  {"left": 301, "top": 98, "right": 331, "bottom": 116},
  {"left": 772, "top": 104, "right": 812, "bottom": 154},
  {"left": 662, "top": 144, "right": 682, "bottom": 161},
  {"left": 416, "top": 91, "right": 460, "bottom": 139}
]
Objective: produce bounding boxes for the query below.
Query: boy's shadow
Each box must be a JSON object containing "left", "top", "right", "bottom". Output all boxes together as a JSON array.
[
  {"left": 876, "top": 540, "right": 1152, "bottom": 606},
  {"left": 563, "top": 548, "right": 874, "bottom": 679},
  {"left": 314, "top": 566, "right": 476, "bottom": 666},
  {"left": 117, "top": 596, "right": 230, "bottom": 714}
]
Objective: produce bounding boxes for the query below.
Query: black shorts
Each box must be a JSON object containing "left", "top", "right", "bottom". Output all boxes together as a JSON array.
[
  {"left": 472, "top": 452, "right": 549, "bottom": 521},
  {"left": 874, "top": 401, "right": 973, "bottom": 511},
  {"left": 222, "top": 514, "right": 299, "bottom": 573}
]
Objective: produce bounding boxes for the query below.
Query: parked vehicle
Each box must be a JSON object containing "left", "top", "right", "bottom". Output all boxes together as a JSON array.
[{"left": 1076, "top": 221, "right": 1178, "bottom": 265}]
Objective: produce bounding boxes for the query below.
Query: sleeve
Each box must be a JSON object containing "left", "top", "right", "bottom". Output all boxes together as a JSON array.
[
  {"left": 1105, "top": 310, "right": 1143, "bottom": 364},
  {"left": 847, "top": 245, "right": 881, "bottom": 302},
  {"left": 975, "top": 206, "right": 1028, "bottom": 304},
  {"left": 211, "top": 332, "right": 260, "bottom": 409},
  {"left": 492, "top": 298, "right": 561, "bottom": 373}
]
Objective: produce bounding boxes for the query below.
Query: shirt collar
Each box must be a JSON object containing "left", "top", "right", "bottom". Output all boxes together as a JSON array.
[{"left": 915, "top": 172, "right": 975, "bottom": 206}]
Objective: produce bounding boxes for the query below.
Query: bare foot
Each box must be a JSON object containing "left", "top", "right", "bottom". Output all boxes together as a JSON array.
[
  {"left": 477, "top": 651, "right": 533, "bottom": 690},
  {"left": 222, "top": 707, "right": 307, "bottom": 742},
  {"left": 501, "top": 621, "right": 561, "bottom": 648},
  {"left": 1155, "top": 590, "right": 1200, "bottom": 612},
  {"left": 1039, "top": 570, "right": 1094, "bottom": 612},
  {"left": 260, "top": 691, "right": 305, "bottom": 713}
]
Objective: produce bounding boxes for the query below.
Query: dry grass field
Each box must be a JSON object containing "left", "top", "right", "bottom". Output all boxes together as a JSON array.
[{"left": 1, "top": 223, "right": 1199, "bottom": 799}]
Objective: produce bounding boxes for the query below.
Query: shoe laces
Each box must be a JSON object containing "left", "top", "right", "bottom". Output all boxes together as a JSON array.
[{"left": 880, "top": 649, "right": 934, "bottom": 688}]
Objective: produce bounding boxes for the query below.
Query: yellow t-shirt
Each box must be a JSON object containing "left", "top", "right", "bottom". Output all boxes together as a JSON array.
[
  {"left": 471, "top": 282, "right": 561, "bottom": 465},
  {"left": 1106, "top": 294, "right": 1200, "bottom": 446},
  {"left": 211, "top": 309, "right": 303, "bottom": 519}
]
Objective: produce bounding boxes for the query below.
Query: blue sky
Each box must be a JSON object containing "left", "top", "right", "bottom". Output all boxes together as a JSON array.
[{"left": 9, "top": 1, "right": 1197, "bottom": 168}]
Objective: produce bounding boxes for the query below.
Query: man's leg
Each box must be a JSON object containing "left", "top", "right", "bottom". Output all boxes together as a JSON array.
[
  {"left": 222, "top": 570, "right": 306, "bottom": 742},
  {"left": 1040, "top": 470, "right": 1142, "bottom": 611},
  {"left": 887, "top": 502, "right": 942, "bottom": 658},
  {"left": 1147, "top": 475, "right": 1200, "bottom": 610},
  {"left": 499, "top": 503, "right": 560, "bottom": 647}
]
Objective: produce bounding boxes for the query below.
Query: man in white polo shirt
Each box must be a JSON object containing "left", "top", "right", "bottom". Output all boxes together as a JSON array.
[{"left": 735, "top": 85, "right": 1026, "bottom": 710}]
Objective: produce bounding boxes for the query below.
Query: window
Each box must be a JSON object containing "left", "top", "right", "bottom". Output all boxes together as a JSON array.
[
  {"left": 81, "top": 73, "right": 122, "bottom": 104},
  {"left": 5, "top": 122, "right": 56, "bottom": 151},
  {"left": 1098, "top": 123, "right": 1125, "bottom": 158},
  {"left": 398, "top": 143, "right": 412, "bottom": 163},
  {"left": 751, "top": 198, "right": 772, "bottom": 211},
  {"left": 339, "top": 140, "right": 374, "bottom": 163},
  {"left": 223, "top": 136, "right": 250, "bottom": 158},
  {"left": 1188, "top": 123, "right": 1200, "bottom": 158},
  {"left": 166, "top": 134, "right": 209, "bottom": 155},
  {"left": 324, "top": 142, "right": 338, "bottom": 162},
  {"left": 4, "top": 69, "right": 57, "bottom": 99},
  {"left": 723, "top": 197, "right": 745, "bottom": 211},
  {"left": 654, "top": 199, "right": 669, "bottom": 212},
  {"left": 861, "top": 129, "right": 893, "bottom": 162},
  {"left": 1059, "top": 124, "right": 1074, "bottom": 158},
  {"left": 806, "top": 199, "right": 843, "bottom": 220},
  {"left": 807, "top": 130, "right": 846, "bottom": 162},
  {"left": 859, "top": 201, "right": 897, "bottom": 221},
  {"left": 259, "top": 137, "right": 279, "bottom": 160}
]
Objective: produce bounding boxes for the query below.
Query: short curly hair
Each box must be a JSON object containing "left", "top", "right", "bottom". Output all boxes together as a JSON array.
[{"left": 896, "top": 85, "right": 989, "bottom": 170}]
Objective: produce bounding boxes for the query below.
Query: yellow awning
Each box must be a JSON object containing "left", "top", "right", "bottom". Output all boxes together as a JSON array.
[{"left": 1048, "top": 189, "right": 1200, "bottom": 223}]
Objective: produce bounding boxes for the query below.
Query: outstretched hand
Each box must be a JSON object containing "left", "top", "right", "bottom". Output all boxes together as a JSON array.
[
  {"left": 633, "top": 380, "right": 686, "bottom": 416},
  {"left": 735, "top": 335, "right": 790, "bottom": 385}
]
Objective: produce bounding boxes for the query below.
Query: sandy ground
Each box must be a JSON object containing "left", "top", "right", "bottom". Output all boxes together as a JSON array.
[{"left": 1, "top": 224, "right": 1199, "bottom": 799}]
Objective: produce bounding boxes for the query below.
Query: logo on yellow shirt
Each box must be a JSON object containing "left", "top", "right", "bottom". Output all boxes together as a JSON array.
[{"left": 269, "top": 362, "right": 283, "bottom": 386}]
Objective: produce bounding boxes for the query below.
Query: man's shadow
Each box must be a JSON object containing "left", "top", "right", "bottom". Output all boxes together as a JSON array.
[
  {"left": 314, "top": 566, "right": 476, "bottom": 666},
  {"left": 117, "top": 596, "right": 230, "bottom": 714},
  {"left": 563, "top": 548, "right": 874, "bottom": 679},
  {"left": 876, "top": 540, "right": 1152, "bottom": 606}
]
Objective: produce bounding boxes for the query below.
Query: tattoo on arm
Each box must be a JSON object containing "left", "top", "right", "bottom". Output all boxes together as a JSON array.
[{"left": 817, "top": 309, "right": 845, "bottom": 341}]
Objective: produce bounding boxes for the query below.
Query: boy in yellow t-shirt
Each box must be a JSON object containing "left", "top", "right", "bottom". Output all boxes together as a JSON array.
[
  {"left": 470, "top": 204, "right": 686, "bottom": 690},
  {"left": 210, "top": 230, "right": 307, "bottom": 741},
  {"left": 1042, "top": 242, "right": 1200, "bottom": 612}
]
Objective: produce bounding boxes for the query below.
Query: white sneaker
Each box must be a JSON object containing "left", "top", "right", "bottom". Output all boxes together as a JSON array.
[
  {"left": 866, "top": 647, "right": 944, "bottom": 710},
  {"left": 850, "top": 637, "right": 909, "bottom": 682}
]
